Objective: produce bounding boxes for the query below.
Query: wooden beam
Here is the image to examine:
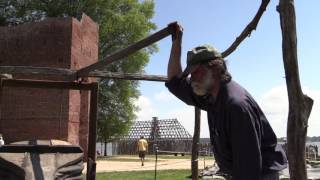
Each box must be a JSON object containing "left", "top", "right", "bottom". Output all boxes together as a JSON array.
[
  {"left": 0, "top": 66, "right": 76, "bottom": 81},
  {"left": 277, "top": 1, "right": 313, "bottom": 180},
  {"left": 87, "top": 71, "right": 168, "bottom": 82},
  {"left": 221, "top": 0, "right": 270, "bottom": 58},
  {"left": 1, "top": 79, "right": 93, "bottom": 90},
  {"left": 191, "top": 107, "right": 201, "bottom": 180},
  {"left": 77, "top": 25, "right": 173, "bottom": 77}
]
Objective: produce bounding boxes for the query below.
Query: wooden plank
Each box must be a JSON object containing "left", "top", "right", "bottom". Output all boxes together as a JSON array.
[
  {"left": 1, "top": 79, "right": 93, "bottom": 90},
  {"left": 277, "top": 1, "right": 314, "bottom": 180},
  {"left": 87, "top": 71, "right": 168, "bottom": 82},
  {"left": 77, "top": 25, "right": 172, "bottom": 77},
  {"left": 0, "top": 66, "right": 76, "bottom": 81}
]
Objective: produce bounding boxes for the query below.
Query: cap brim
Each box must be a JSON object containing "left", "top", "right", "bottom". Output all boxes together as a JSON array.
[
  {"left": 180, "top": 64, "right": 199, "bottom": 79},
  {"left": 181, "top": 68, "right": 190, "bottom": 79}
]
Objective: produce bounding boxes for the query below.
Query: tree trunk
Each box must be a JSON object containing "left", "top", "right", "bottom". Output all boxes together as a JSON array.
[
  {"left": 277, "top": 1, "right": 314, "bottom": 179},
  {"left": 191, "top": 107, "right": 201, "bottom": 180}
]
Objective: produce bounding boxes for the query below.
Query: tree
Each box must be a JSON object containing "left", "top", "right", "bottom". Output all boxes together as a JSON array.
[
  {"left": 0, "top": 0, "right": 157, "bottom": 156},
  {"left": 278, "top": 0, "right": 313, "bottom": 179}
]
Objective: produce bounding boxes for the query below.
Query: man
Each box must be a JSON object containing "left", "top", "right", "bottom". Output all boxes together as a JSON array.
[
  {"left": 165, "top": 23, "right": 287, "bottom": 180},
  {"left": 0, "top": 134, "right": 4, "bottom": 147},
  {"left": 137, "top": 136, "right": 148, "bottom": 166}
]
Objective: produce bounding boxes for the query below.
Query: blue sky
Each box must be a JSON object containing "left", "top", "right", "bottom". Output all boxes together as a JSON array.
[{"left": 134, "top": 0, "right": 320, "bottom": 138}]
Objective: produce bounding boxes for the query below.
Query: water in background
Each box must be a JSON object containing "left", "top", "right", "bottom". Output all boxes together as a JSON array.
[{"left": 307, "top": 142, "right": 320, "bottom": 156}]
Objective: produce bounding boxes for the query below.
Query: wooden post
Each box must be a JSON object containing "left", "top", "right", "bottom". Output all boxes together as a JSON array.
[
  {"left": 87, "top": 82, "right": 99, "bottom": 180},
  {"left": 277, "top": 1, "right": 314, "bottom": 179},
  {"left": 191, "top": 107, "right": 201, "bottom": 180}
]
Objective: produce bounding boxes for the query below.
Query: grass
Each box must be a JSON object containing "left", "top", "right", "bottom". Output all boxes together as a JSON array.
[{"left": 96, "top": 169, "right": 191, "bottom": 180}]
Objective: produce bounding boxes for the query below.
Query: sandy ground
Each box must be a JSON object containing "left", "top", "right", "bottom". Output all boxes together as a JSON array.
[{"left": 83, "top": 156, "right": 215, "bottom": 173}]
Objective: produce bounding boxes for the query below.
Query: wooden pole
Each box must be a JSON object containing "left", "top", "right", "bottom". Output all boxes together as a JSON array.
[
  {"left": 77, "top": 25, "right": 173, "bottom": 77},
  {"left": 191, "top": 107, "right": 201, "bottom": 180},
  {"left": 87, "top": 71, "right": 168, "bottom": 82},
  {"left": 0, "top": 66, "right": 76, "bottom": 81},
  {"left": 221, "top": 0, "right": 270, "bottom": 58},
  {"left": 277, "top": 1, "right": 313, "bottom": 179},
  {"left": 87, "top": 82, "right": 99, "bottom": 180}
]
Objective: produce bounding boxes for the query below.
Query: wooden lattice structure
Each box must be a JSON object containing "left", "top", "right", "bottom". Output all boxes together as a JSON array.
[{"left": 116, "top": 117, "right": 192, "bottom": 154}]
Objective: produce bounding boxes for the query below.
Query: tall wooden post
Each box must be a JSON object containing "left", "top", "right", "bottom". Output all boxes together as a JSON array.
[
  {"left": 277, "top": 1, "right": 314, "bottom": 179},
  {"left": 87, "top": 82, "right": 99, "bottom": 180},
  {"left": 191, "top": 107, "right": 201, "bottom": 180}
]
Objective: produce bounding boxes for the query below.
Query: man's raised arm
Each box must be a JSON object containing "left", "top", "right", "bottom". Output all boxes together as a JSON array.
[{"left": 167, "top": 22, "right": 183, "bottom": 80}]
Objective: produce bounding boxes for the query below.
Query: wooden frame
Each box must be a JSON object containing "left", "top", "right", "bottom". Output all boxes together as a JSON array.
[{"left": 0, "top": 79, "right": 99, "bottom": 180}]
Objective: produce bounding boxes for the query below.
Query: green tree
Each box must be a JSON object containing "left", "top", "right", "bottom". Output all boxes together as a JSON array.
[{"left": 0, "top": 0, "right": 157, "bottom": 156}]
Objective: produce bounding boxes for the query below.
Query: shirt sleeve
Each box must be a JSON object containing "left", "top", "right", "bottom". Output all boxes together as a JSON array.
[
  {"left": 165, "top": 76, "right": 208, "bottom": 110},
  {"left": 228, "top": 102, "right": 262, "bottom": 180}
]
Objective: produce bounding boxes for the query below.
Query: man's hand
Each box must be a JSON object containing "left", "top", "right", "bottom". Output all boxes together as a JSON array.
[{"left": 168, "top": 22, "right": 183, "bottom": 42}]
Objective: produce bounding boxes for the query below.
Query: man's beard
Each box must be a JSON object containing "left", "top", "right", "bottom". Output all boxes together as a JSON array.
[{"left": 191, "top": 72, "right": 214, "bottom": 96}]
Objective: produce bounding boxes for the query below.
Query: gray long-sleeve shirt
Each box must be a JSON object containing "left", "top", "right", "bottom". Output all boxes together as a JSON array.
[{"left": 166, "top": 76, "right": 287, "bottom": 180}]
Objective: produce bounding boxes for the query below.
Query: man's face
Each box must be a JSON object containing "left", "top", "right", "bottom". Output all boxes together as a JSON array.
[{"left": 190, "top": 64, "right": 214, "bottom": 96}]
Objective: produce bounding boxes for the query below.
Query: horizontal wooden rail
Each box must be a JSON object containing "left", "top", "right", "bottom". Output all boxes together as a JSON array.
[
  {"left": 0, "top": 66, "right": 76, "bottom": 81},
  {"left": 87, "top": 71, "right": 168, "bottom": 82},
  {"left": 0, "top": 79, "right": 93, "bottom": 90}
]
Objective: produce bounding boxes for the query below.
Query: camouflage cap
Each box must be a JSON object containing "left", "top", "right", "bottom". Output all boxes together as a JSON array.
[{"left": 181, "top": 45, "right": 222, "bottom": 78}]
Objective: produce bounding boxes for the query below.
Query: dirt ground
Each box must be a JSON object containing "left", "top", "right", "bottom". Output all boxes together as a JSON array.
[{"left": 83, "top": 156, "right": 215, "bottom": 173}]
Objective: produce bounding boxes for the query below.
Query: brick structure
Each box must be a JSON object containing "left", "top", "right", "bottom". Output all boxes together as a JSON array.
[{"left": 0, "top": 14, "right": 98, "bottom": 158}]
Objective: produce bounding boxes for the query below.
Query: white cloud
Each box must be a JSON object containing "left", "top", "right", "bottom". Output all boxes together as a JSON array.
[
  {"left": 258, "top": 85, "right": 320, "bottom": 137},
  {"left": 135, "top": 85, "right": 320, "bottom": 139},
  {"left": 154, "top": 90, "right": 175, "bottom": 102},
  {"left": 134, "top": 96, "right": 158, "bottom": 121}
]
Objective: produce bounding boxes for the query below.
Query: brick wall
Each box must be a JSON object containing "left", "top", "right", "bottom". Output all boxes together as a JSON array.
[{"left": 0, "top": 14, "right": 98, "bottom": 158}]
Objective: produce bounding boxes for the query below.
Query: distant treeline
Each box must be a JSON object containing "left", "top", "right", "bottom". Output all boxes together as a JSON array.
[{"left": 278, "top": 136, "right": 320, "bottom": 142}]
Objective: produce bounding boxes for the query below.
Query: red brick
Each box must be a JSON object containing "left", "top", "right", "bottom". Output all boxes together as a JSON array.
[{"left": 0, "top": 14, "right": 98, "bottom": 160}]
